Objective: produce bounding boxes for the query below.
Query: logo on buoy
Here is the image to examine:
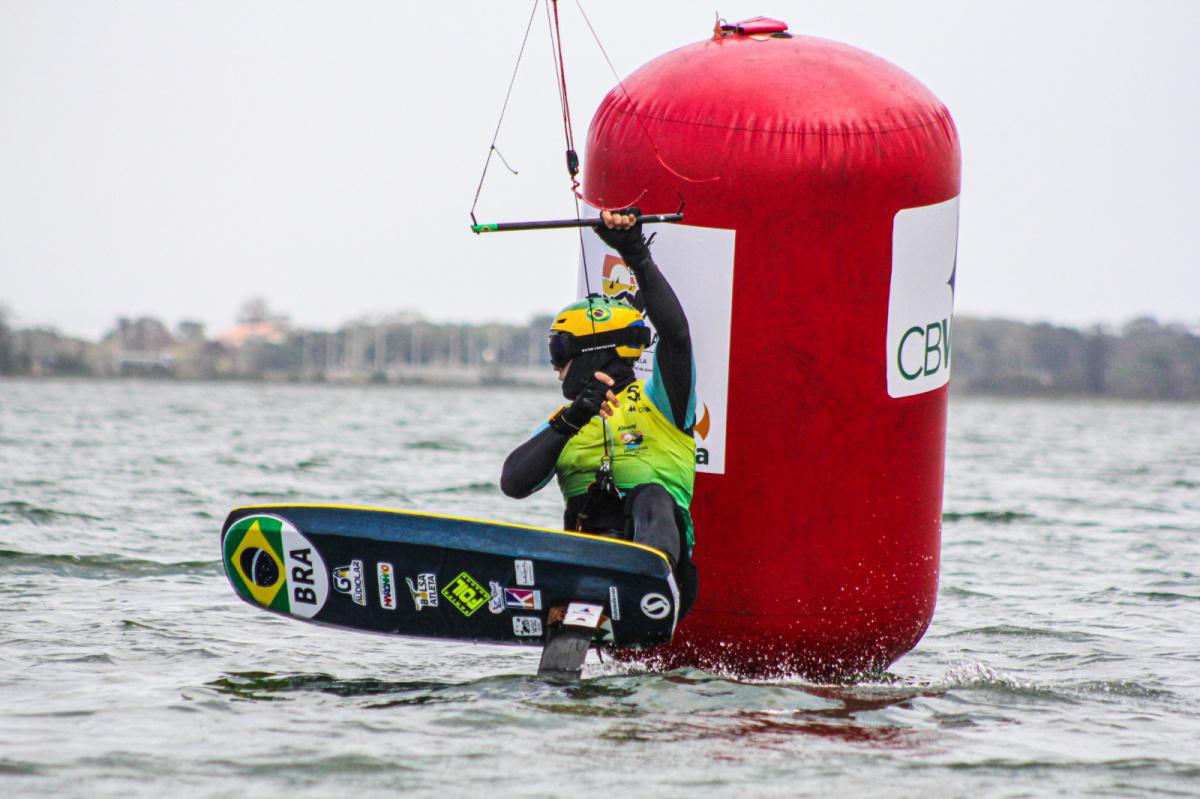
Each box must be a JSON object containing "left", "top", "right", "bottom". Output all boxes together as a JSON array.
[
  {"left": 886, "top": 196, "right": 960, "bottom": 398},
  {"left": 601, "top": 254, "right": 642, "bottom": 309},
  {"left": 222, "top": 514, "right": 329, "bottom": 619},
  {"left": 640, "top": 592, "right": 671, "bottom": 620},
  {"left": 583, "top": 219, "right": 734, "bottom": 474}
]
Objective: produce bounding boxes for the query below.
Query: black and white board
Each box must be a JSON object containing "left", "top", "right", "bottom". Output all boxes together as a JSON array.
[{"left": 220, "top": 504, "right": 679, "bottom": 649}]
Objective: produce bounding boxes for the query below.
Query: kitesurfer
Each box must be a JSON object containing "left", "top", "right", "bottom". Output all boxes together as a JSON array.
[{"left": 500, "top": 209, "right": 698, "bottom": 617}]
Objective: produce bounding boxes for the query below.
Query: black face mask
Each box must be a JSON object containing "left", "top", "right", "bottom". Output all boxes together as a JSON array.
[{"left": 561, "top": 351, "right": 636, "bottom": 401}]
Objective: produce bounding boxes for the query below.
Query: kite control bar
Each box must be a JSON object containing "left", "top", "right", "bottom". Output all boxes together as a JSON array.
[{"left": 471, "top": 211, "right": 683, "bottom": 234}]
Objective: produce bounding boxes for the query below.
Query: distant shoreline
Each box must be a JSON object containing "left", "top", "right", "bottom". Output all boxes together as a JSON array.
[
  {"left": 3, "top": 312, "right": 1198, "bottom": 402},
  {"left": 4, "top": 369, "right": 1195, "bottom": 400}
]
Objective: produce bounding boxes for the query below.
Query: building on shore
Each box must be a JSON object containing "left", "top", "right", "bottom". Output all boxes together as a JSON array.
[{"left": 2, "top": 304, "right": 1196, "bottom": 399}]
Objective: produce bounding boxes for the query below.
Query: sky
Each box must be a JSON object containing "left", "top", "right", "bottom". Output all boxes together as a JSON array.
[{"left": 1, "top": 0, "right": 1198, "bottom": 339}]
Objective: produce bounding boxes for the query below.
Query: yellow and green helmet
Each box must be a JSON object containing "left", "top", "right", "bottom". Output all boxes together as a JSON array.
[{"left": 548, "top": 294, "right": 653, "bottom": 368}]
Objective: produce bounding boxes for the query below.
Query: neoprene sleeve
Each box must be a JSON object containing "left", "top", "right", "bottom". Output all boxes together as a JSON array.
[
  {"left": 628, "top": 252, "right": 693, "bottom": 433},
  {"left": 499, "top": 425, "right": 566, "bottom": 499}
]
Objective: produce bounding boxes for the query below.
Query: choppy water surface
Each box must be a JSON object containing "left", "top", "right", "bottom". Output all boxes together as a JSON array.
[{"left": 1, "top": 379, "right": 1198, "bottom": 797}]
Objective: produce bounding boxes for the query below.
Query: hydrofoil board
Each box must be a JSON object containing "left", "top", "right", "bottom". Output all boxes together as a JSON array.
[{"left": 220, "top": 504, "right": 679, "bottom": 649}]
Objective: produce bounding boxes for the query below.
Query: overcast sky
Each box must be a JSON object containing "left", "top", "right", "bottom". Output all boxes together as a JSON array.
[{"left": 1, "top": 1, "right": 1197, "bottom": 339}]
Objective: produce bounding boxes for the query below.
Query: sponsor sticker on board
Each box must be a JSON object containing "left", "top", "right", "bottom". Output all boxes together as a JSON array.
[
  {"left": 487, "top": 581, "right": 504, "bottom": 614},
  {"left": 405, "top": 573, "right": 438, "bottom": 611},
  {"left": 514, "top": 559, "right": 535, "bottom": 586},
  {"left": 332, "top": 560, "right": 367, "bottom": 606},
  {"left": 608, "top": 586, "right": 620, "bottom": 621},
  {"left": 512, "top": 616, "right": 543, "bottom": 637},
  {"left": 504, "top": 588, "right": 542, "bottom": 611},
  {"left": 441, "top": 572, "right": 491, "bottom": 617},
  {"left": 377, "top": 562, "right": 396, "bottom": 610},
  {"left": 222, "top": 514, "right": 328, "bottom": 619},
  {"left": 564, "top": 602, "right": 603, "bottom": 629},
  {"left": 639, "top": 592, "right": 671, "bottom": 620}
]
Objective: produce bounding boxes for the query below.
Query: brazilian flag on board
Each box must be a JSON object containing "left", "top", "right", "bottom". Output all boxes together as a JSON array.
[{"left": 224, "top": 515, "right": 291, "bottom": 612}]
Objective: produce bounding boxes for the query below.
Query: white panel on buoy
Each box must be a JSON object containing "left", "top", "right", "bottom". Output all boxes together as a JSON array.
[
  {"left": 580, "top": 222, "right": 735, "bottom": 474},
  {"left": 887, "top": 196, "right": 960, "bottom": 398}
]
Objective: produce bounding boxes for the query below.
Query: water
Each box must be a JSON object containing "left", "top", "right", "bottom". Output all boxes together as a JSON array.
[{"left": 1, "top": 379, "right": 1198, "bottom": 797}]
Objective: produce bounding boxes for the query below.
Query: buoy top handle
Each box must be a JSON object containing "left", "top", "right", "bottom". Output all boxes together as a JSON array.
[{"left": 714, "top": 16, "right": 790, "bottom": 39}]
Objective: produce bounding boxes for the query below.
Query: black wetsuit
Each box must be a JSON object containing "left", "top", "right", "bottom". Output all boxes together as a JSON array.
[{"left": 499, "top": 240, "right": 698, "bottom": 615}]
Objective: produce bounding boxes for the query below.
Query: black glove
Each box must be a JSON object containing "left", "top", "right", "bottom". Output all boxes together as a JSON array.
[
  {"left": 594, "top": 207, "right": 650, "bottom": 266},
  {"left": 549, "top": 377, "right": 610, "bottom": 437}
]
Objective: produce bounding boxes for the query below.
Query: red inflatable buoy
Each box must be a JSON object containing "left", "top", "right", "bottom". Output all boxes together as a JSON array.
[{"left": 585, "top": 20, "right": 961, "bottom": 678}]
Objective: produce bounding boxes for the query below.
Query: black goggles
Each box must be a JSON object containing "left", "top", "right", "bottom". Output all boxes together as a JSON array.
[{"left": 548, "top": 326, "right": 653, "bottom": 369}]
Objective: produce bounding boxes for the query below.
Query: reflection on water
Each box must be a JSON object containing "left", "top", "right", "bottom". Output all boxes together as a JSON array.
[
  {"left": 206, "top": 667, "right": 944, "bottom": 750},
  {"left": 208, "top": 671, "right": 480, "bottom": 707}
]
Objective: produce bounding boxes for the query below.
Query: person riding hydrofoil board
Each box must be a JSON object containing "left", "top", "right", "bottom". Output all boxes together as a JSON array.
[{"left": 501, "top": 209, "right": 699, "bottom": 618}]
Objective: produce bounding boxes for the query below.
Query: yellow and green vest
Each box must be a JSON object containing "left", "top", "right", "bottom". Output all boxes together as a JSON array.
[{"left": 553, "top": 380, "right": 696, "bottom": 548}]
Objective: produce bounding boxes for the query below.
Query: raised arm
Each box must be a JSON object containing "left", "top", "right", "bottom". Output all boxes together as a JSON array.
[{"left": 596, "top": 210, "right": 695, "bottom": 432}]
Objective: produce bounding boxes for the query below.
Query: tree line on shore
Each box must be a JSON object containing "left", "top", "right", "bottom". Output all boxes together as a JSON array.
[
  {"left": 2, "top": 301, "right": 1198, "bottom": 400},
  {"left": 951, "top": 316, "right": 1200, "bottom": 400}
]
